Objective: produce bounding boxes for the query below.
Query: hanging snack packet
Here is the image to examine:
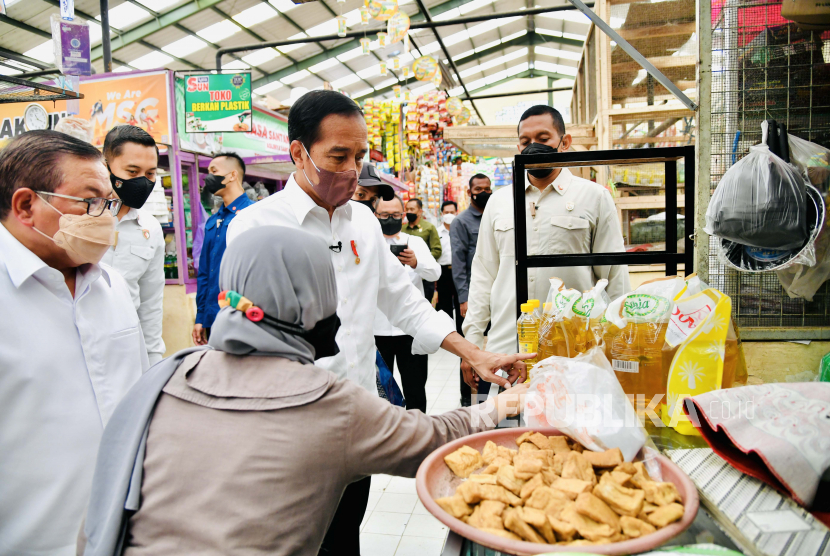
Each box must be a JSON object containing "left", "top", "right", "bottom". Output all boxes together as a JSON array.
[
  {"left": 603, "top": 276, "right": 686, "bottom": 413},
  {"left": 570, "top": 279, "right": 610, "bottom": 355},
  {"left": 537, "top": 278, "right": 581, "bottom": 361}
]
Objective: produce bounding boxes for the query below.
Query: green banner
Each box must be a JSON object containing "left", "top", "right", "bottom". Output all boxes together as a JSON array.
[{"left": 184, "top": 73, "right": 252, "bottom": 133}]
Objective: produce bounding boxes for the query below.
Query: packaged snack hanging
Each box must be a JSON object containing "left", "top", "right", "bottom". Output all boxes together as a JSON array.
[
  {"left": 603, "top": 276, "right": 685, "bottom": 413},
  {"left": 537, "top": 278, "right": 581, "bottom": 361},
  {"left": 517, "top": 303, "right": 539, "bottom": 378},
  {"left": 661, "top": 275, "right": 738, "bottom": 435},
  {"left": 570, "top": 279, "right": 610, "bottom": 355}
]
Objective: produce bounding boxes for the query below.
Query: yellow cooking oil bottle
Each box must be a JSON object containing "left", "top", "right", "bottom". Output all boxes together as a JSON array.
[{"left": 517, "top": 302, "right": 539, "bottom": 381}]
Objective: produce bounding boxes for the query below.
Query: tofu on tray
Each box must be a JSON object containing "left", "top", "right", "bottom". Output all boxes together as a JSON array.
[{"left": 435, "top": 433, "right": 685, "bottom": 547}]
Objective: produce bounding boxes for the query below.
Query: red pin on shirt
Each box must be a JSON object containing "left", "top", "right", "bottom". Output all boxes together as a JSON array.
[{"left": 351, "top": 240, "right": 360, "bottom": 265}]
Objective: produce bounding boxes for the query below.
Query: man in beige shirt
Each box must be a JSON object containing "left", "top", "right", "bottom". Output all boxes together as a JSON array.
[{"left": 463, "top": 105, "right": 630, "bottom": 364}]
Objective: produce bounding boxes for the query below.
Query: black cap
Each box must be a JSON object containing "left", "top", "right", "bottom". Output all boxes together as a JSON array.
[{"left": 359, "top": 163, "right": 396, "bottom": 201}]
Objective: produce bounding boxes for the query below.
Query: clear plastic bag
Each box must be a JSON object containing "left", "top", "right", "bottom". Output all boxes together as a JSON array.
[
  {"left": 569, "top": 279, "right": 610, "bottom": 355},
  {"left": 789, "top": 133, "right": 830, "bottom": 193},
  {"left": 775, "top": 193, "right": 830, "bottom": 300},
  {"left": 705, "top": 143, "right": 808, "bottom": 250},
  {"left": 54, "top": 116, "right": 93, "bottom": 144},
  {"left": 524, "top": 346, "right": 646, "bottom": 462}
]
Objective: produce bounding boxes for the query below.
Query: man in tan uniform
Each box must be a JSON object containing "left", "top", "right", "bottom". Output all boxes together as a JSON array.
[{"left": 463, "top": 105, "right": 630, "bottom": 367}]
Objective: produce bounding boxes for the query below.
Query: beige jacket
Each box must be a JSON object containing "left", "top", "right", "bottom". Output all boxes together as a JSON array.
[{"left": 118, "top": 351, "right": 497, "bottom": 556}]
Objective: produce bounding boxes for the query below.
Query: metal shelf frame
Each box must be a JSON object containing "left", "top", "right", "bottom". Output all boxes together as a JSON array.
[{"left": 512, "top": 145, "right": 695, "bottom": 317}]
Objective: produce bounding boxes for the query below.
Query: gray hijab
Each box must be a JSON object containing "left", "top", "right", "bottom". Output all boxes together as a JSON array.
[{"left": 208, "top": 225, "right": 338, "bottom": 365}]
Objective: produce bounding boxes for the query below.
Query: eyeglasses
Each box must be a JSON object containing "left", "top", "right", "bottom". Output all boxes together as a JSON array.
[
  {"left": 376, "top": 212, "right": 403, "bottom": 220},
  {"left": 35, "top": 191, "right": 123, "bottom": 217}
]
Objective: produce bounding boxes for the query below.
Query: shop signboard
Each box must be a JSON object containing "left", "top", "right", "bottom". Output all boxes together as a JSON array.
[
  {"left": 0, "top": 70, "right": 171, "bottom": 146},
  {"left": 220, "top": 106, "right": 289, "bottom": 157},
  {"left": 184, "top": 73, "right": 252, "bottom": 133}
]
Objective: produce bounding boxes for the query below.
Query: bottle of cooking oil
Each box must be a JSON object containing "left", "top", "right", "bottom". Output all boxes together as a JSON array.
[
  {"left": 517, "top": 302, "right": 539, "bottom": 381},
  {"left": 529, "top": 299, "right": 541, "bottom": 319}
]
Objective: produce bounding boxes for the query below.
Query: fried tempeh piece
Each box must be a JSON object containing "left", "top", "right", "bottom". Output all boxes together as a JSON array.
[
  {"left": 552, "top": 452, "right": 568, "bottom": 475},
  {"left": 575, "top": 492, "right": 621, "bottom": 532},
  {"left": 620, "top": 515, "right": 657, "bottom": 538},
  {"left": 525, "top": 485, "right": 571, "bottom": 517},
  {"left": 518, "top": 441, "right": 541, "bottom": 453},
  {"left": 467, "top": 500, "right": 506, "bottom": 530},
  {"left": 516, "top": 431, "right": 534, "bottom": 446},
  {"left": 469, "top": 473, "right": 498, "bottom": 484},
  {"left": 482, "top": 456, "right": 511, "bottom": 475},
  {"left": 548, "top": 436, "right": 571, "bottom": 454},
  {"left": 480, "top": 528, "right": 522, "bottom": 541},
  {"left": 637, "top": 502, "right": 659, "bottom": 522},
  {"left": 561, "top": 451, "right": 596, "bottom": 484},
  {"left": 609, "top": 471, "right": 633, "bottom": 486},
  {"left": 522, "top": 506, "right": 557, "bottom": 543},
  {"left": 496, "top": 464, "right": 526, "bottom": 496},
  {"left": 482, "top": 441, "right": 500, "bottom": 464},
  {"left": 444, "top": 445, "right": 484, "bottom": 478},
  {"left": 456, "top": 481, "right": 522, "bottom": 506},
  {"left": 583, "top": 447, "right": 624, "bottom": 468},
  {"left": 540, "top": 468, "right": 560, "bottom": 486},
  {"left": 559, "top": 503, "right": 615, "bottom": 541},
  {"left": 520, "top": 473, "right": 545, "bottom": 501},
  {"left": 594, "top": 474, "right": 645, "bottom": 517},
  {"left": 514, "top": 453, "right": 545, "bottom": 480},
  {"left": 548, "top": 515, "right": 577, "bottom": 541},
  {"left": 528, "top": 432, "right": 552, "bottom": 451},
  {"left": 551, "top": 478, "right": 593, "bottom": 500},
  {"left": 503, "top": 507, "right": 547, "bottom": 544},
  {"left": 643, "top": 481, "right": 681, "bottom": 506},
  {"left": 614, "top": 462, "right": 637, "bottom": 475},
  {"left": 435, "top": 494, "right": 473, "bottom": 519},
  {"left": 646, "top": 503, "right": 684, "bottom": 528},
  {"left": 629, "top": 461, "right": 652, "bottom": 489}
]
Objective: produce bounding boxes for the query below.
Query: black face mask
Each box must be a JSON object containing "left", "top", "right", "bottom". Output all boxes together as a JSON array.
[
  {"left": 378, "top": 216, "right": 403, "bottom": 235},
  {"left": 204, "top": 173, "right": 229, "bottom": 195},
  {"left": 472, "top": 191, "right": 491, "bottom": 209},
  {"left": 262, "top": 311, "right": 341, "bottom": 359},
  {"left": 522, "top": 140, "right": 562, "bottom": 179},
  {"left": 110, "top": 173, "right": 154, "bottom": 209},
  {"left": 405, "top": 212, "right": 418, "bottom": 224},
  {"left": 354, "top": 199, "right": 377, "bottom": 212}
]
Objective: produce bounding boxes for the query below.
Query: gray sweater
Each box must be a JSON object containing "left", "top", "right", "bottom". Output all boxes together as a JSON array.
[{"left": 80, "top": 349, "right": 497, "bottom": 556}]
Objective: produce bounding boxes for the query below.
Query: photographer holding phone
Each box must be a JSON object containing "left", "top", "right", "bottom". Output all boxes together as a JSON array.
[{"left": 373, "top": 195, "right": 440, "bottom": 413}]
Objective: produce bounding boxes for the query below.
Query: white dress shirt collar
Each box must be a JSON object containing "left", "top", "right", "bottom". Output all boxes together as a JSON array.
[
  {"left": 0, "top": 222, "right": 111, "bottom": 289},
  {"left": 283, "top": 174, "right": 353, "bottom": 225}
]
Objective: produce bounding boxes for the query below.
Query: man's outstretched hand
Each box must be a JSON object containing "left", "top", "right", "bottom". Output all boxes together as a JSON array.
[{"left": 466, "top": 350, "right": 535, "bottom": 388}]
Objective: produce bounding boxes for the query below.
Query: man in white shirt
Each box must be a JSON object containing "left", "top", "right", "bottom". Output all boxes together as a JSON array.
[
  {"left": 464, "top": 105, "right": 630, "bottom": 362},
  {"left": 101, "top": 125, "right": 166, "bottom": 364},
  {"left": 228, "top": 90, "right": 530, "bottom": 555},
  {"left": 373, "top": 195, "right": 441, "bottom": 413},
  {"left": 0, "top": 130, "right": 148, "bottom": 556}
]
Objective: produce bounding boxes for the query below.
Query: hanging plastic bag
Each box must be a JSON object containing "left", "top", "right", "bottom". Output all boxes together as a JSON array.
[
  {"left": 569, "top": 279, "right": 610, "bottom": 355},
  {"left": 789, "top": 133, "right": 830, "bottom": 192},
  {"left": 717, "top": 183, "right": 825, "bottom": 272},
  {"left": 524, "top": 347, "right": 646, "bottom": 462},
  {"left": 537, "top": 278, "right": 581, "bottom": 361},
  {"left": 602, "top": 276, "right": 686, "bottom": 414},
  {"left": 705, "top": 136, "right": 808, "bottom": 249},
  {"left": 775, "top": 213, "right": 830, "bottom": 301}
]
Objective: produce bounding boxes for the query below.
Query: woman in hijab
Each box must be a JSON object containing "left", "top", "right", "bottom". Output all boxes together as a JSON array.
[{"left": 80, "top": 226, "right": 526, "bottom": 556}]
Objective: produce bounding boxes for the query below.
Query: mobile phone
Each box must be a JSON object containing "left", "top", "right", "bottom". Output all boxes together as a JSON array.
[{"left": 390, "top": 244, "right": 406, "bottom": 256}]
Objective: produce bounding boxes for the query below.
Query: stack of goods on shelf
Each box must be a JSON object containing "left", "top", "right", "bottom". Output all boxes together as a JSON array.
[
  {"left": 364, "top": 98, "right": 408, "bottom": 174},
  {"left": 417, "top": 165, "right": 443, "bottom": 214}
]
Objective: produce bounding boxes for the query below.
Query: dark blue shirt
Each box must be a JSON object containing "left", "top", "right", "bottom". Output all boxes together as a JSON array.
[
  {"left": 195, "top": 192, "right": 255, "bottom": 328},
  {"left": 450, "top": 205, "right": 483, "bottom": 303}
]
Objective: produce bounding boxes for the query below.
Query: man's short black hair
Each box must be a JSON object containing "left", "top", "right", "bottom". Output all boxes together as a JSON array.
[
  {"left": 442, "top": 200, "right": 457, "bottom": 212},
  {"left": 469, "top": 173, "right": 491, "bottom": 188},
  {"left": 518, "top": 105, "right": 566, "bottom": 137},
  {"left": 0, "top": 130, "right": 103, "bottom": 220},
  {"left": 406, "top": 197, "right": 423, "bottom": 209},
  {"left": 103, "top": 124, "right": 159, "bottom": 162},
  {"left": 213, "top": 151, "right": 246, "bottom": 178},
  {"left": 288, "top": 90, "right": 363, "bottom": 151}
]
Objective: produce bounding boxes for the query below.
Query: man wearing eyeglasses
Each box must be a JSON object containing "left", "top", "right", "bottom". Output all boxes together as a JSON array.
[{"left": 0, "top": 131, "right": 148, "bottom": 555}]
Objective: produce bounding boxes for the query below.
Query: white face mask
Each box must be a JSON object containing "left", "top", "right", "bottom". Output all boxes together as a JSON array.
[
  {"left": 442, "top": 213, "right": 456, "bottom": 226},
  {"left": 33, "top": 196, "right": 116, "bottom": 266}
]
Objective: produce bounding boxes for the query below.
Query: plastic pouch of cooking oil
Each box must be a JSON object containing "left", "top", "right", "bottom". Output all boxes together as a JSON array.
[
  {"left": 603, "top": 276, "right": 686, "bottom": 414},
  {"left": 569, "top": 279, "right": 610, "bottom": 355},
  {"left": 537, "top": 278, "right": 581, "bottom": 361}
]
